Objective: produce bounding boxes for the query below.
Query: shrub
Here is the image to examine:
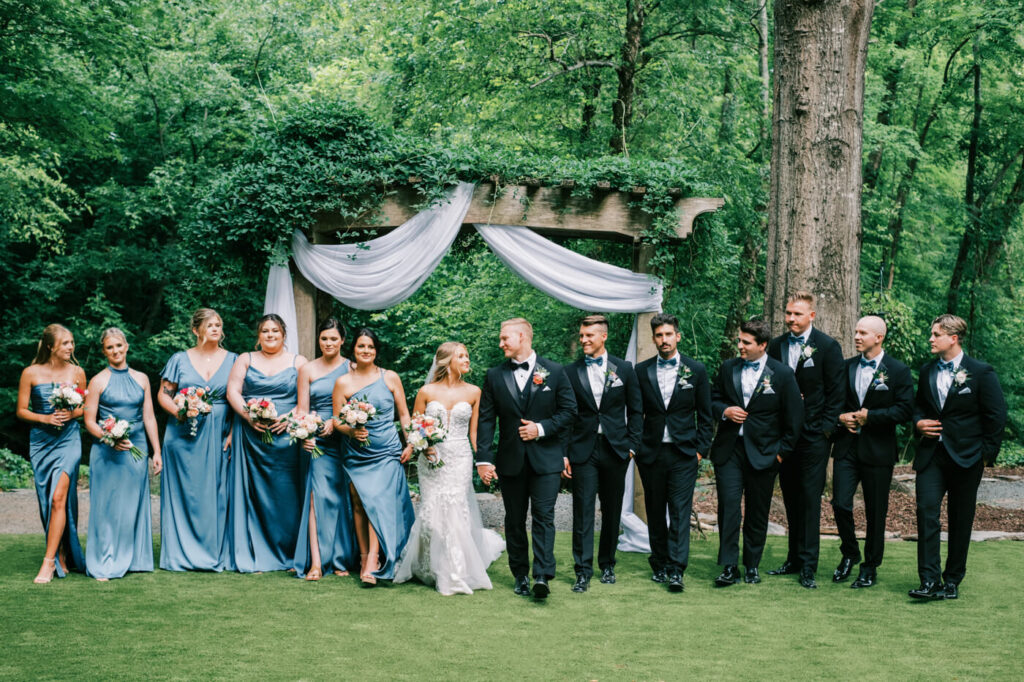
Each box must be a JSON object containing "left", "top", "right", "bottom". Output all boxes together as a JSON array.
[{"left": 0, "top": 449, "right": 33, "bottom": 490}]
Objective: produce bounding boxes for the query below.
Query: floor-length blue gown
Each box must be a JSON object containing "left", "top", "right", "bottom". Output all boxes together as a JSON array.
[
  {"left": 159, "top": 351, "right": 236, "bottom": 571},
  {"left": 228, "top": 354, "right": 304, "bottom": 572},
  {"left": 29, "top": 384, "right": 86, "bottom": 577},
  {"left": 294, "top": 361, "right": 359, "bottom": 577},
  {"left": 342, "top": 369, "right": 415, "bottom": 580},
  {"left": 86, "top": 367, "right": 153, "bottom": 579}
]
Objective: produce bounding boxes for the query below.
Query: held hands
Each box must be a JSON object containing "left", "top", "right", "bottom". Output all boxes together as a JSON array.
[
  {"left": 518, "top": 419, "right": 539, "bottom": 441},
  {"left": 723, "top": 406, "right": 748, "bottom": 424},
  {"left": 917, "top": 419, "right": 943, "bottom": 438},
  {"left": 477, "top": 464, "right": 498, "bottom": 486},
  {"left": 839, "top": 411, "right": 860, "bottom": 433}
]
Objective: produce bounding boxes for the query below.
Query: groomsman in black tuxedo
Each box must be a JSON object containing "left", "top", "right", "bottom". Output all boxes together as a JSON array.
[
  {"left": 565, "top": 315, "right": 642, "bottom": 592},
  {"left": 477, "top": 318, "right": 577, "bottom": 600},
  {"left": 635, "top": 313, "right": 713, "bottom": 592},
  {"left": 766, "top": 291, "right": 845, "bottom": 589},
  {"left": 830, "top": 316, "right": 914, "bottom": 588},
  {"left": 710, "top": 318, "right": 803, "bottom": 587},
  {"left": 909, "top": 314, "right": 1007, "bottom": 601}
]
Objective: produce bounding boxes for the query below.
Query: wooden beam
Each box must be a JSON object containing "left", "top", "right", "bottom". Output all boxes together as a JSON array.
[
  {"left": 312, "top": 183, "right": 724, "bottom": 242},
  {"left": 292, "top": 265, "right": 316, "bottom": 360}
]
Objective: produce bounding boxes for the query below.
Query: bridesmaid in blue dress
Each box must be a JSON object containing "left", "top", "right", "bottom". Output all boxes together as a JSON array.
[
  {"left": 294, "top": 318, "right": 359, "bottom": 580},
  {"left": 226, "top": 313, "right": 308, "bottom": 573},
  {"left": 16, "top": 324, "right": 87, "bottom": 583},
  {"left": 157, "top": 308, "right": 236, "bottom": 571},
  {"left": 83, "top": 328, "right": 162, "bottom": 581},
  {"left": 333, "top": 328, "right": 415, "bottom": 586}
]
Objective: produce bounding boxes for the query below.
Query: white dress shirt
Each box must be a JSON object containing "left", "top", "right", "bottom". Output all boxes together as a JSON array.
[
  {"left": 656, "top": 353, "right": 679, "bottom": 442},
  {"left": 936, "top": 350, "right": 964, "bottom": 410},
  {"left": 586, "top": 351, "right": 607, "bottom": 408},
  {"left": 856, "top": 350, "right": 884, "bottom": 405},
  {"left": 512, "top": 351, "right": 545, "bottom": 439},
  {"left": 739, "top": 356, "right": 765, "bottom": 436},
  {"left": 788, "top": 326, "right": 813, "bottom": 369}
]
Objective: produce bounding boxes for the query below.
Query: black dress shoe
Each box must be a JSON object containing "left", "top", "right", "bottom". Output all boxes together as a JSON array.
[
  {"left": 832, "top": 557, "right": 856, "bottom": 583},
  {"left": 668, "top": 572, "right": 685, "bottom": 593},
  {"left": 850, "top": 568, "right": 876, "bottom": 589},
  {"left": 908, "top": 581, "right": 945, "bottom": 600},
  {"left": 513, "top": 575, "right": 531, "bottom": 596},
  {"left": 799, "top": 568, "right": 817, "bottom": 589},
  {"left": 651, "top": 569, "right": 668, "bottom": 584},
  {"left": 714, "top": 565, "right": 739, "bottom": 587},
  {"left": 767, "top": 560, "right": 800, "bottom": 576},
  {"left": 600, "top": 567, "right": 616, "bottom": 584},
  {"left": 744, "top": 567, "right": 761, "bottom": 584},
  {"left": 532, "top": 577, "right": 550, "bottom": 599},
  {"left": 943, "top": 582, "right": 959, "bottom": 600},
  {"left": 572, "top": 574, "right": 589, "bottom": 593}
]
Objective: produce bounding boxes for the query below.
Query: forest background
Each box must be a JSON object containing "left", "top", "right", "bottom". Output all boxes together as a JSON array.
[{"left": 1, "top": 0, "right": 1021, "bottom": 462}]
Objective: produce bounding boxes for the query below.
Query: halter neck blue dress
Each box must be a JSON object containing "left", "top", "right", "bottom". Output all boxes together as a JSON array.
[
  {"left": 86, "top": 366, "right": 153, "bottom": 579},
  {"left": 227, "top": 353, "right": 305, "bottom": 572},
  {"left": 159, "top": 350, "right": 236, "bottom": 571},
  {"left": 29, "top": 383, "right": 86, "bottom": 577},
  {"left": 342, "top": 369, "right": 415, "bottom": 580}
]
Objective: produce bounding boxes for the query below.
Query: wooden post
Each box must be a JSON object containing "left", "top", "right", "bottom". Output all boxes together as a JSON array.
[
  {"left": 291, "top": 264, "right": 316, "bottom": 360},
  {"left": 630, "top": 243, "right": 659, "bottom": 523}
]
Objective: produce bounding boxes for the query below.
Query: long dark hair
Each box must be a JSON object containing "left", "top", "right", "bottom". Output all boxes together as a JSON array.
[
  {"left": 349, "top": 327, "right": 382, "bottom": 358},
  {"left": 317, "top": 317, "right": 347, "bottom": 341}
]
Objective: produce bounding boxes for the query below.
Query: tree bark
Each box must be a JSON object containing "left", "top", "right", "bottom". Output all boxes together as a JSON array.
[
  {"left": 610, "top": 0, "right": 645, "bottom": 154},
  {"left": 764, "top": 0, "right": 875, "bottom": 353}
]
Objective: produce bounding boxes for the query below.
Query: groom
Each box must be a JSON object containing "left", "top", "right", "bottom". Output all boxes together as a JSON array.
[{"left": 477, "top": 318, "right": 577, "bottom": 599}]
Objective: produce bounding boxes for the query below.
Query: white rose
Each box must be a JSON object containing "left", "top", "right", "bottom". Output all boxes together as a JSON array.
[
  {"left": 356, "top": 412, "right": 368, "bottom": 424},
  {"left": 345, "top": 412, "right": 358, "bottom": 425},
  {"left": 295, "top": 428, "right": 309, "bottom": 440}
]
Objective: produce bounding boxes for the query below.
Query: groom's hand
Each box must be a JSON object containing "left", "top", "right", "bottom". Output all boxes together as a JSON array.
[
  {"left": 518, "top": 419, "right": 539, "bottom": 441},
  {"left": 477, "top": 464, "right": 497, "bottom": 485},
  {"left": 562, "top": 458, "right": 572, "bottom": 479}
]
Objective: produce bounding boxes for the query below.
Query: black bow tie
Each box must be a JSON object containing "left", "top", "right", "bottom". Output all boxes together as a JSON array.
[
  {"left": 511, "top": 361, "right": 530, "bottom": 372},
  {"left": 657, "top": 357, "right": 677, "bottom": 368},
  {"left": 938, "top": 360, "right": 955, "bottom": 373}
]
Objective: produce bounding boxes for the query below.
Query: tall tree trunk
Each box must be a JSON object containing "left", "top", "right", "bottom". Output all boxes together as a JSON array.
[
  {"left": 765, "top": 0, "right": 875, "bottom": 353},
  {"left": 610, "top": 0, "right": 645, "bottom": 154},
  {"left": 580, "top": 75, "right": 601, "bottom": 144},
  {"left": 757, "top": 0, "right": 771, "bottom": 162},
  {"left": 718, "top": 66, "right": 736, "bottom": 144}
]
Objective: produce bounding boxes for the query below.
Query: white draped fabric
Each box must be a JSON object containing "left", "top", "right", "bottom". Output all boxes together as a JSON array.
[{"left": 264, "top": 182, "right": 662, "bottom": 551}]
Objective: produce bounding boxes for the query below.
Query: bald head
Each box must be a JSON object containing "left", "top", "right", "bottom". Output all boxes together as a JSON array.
[{"left": 854, "top": 316, "right": 887, "bottom": 357}]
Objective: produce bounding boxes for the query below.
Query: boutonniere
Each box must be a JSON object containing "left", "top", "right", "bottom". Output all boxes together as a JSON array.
[
  {"left": 532, "top": 366, "right": 550, "bottom": 386},
  {"left": 677, "top": 364, "right": 693, "bottom": 388},
  {"left": 952, "top": 367, "right": 970, "bottom": 388},
  {"left": 800, "top": 344, "right": 816, "bottom": 361},
  {"left": 604, "top": 368, "right": 620, "bottom": 386},
  {"left": 871, "top": 370, "right": 888, "bottom": 387},
  {"left": 758, "top": 374, "right": 775, "bottom": 395}
]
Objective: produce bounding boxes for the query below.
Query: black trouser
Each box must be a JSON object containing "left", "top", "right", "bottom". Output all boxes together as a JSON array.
[
  {"left": 915, "top": 445, "right": 984, "bottom": 585},
  {"left": 571, "top": 437, "right": 629, "bottom": 578},
  {"left": 830, "top": 454, "right": 893, "bottom": 569},
  {"left": 778, "top": 436, "right": 829, "bottom": 572},
  {"left": 637, "top": 443, "right": 699, "bottom": 574},
  {"left": 501, "top": 457, "right": 561, "bottom": 580},
  {"left": 714, "top": 439, "right": 779, "bottom": 568}
]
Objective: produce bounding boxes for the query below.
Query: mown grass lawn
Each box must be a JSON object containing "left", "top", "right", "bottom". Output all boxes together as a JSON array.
[{"left": 1, "top": 532, "right": 1020, "bottom": 680}]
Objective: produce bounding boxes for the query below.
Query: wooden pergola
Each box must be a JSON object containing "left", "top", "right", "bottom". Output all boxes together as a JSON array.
[{"left": 290, "top": 180, "right": 724, "bottom": 521}]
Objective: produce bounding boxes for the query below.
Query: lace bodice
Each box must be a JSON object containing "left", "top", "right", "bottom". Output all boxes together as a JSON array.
[{"left": 424, "top": 401, "right": 472, "bottom": 442}]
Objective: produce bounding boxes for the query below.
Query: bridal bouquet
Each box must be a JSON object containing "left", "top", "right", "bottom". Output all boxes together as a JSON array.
[
  {"left": 173, "top": 386, "right": 213, "bottom": 438},
  {"left": 246, "top": 397, "right": 278, "bottom": 444},
  {"left": 404, "top": 412, "right": 448, "bottom": 469},
  {"left": 99, "top": 416, "right": 145, "bottom": 461},
  {"left": 287, "top": 412, "right": 327, "bottom": 458},
  {"left": 338, "top": 396, "right": 377, "bottom": 447},
  {"left": 49, "top": 382, "right": 87, "bottom": 429}
]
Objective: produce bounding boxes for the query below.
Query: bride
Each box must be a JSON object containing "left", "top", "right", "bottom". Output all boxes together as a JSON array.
[{"left": 395, "top": 342, "right": 505, "bottom": 595}]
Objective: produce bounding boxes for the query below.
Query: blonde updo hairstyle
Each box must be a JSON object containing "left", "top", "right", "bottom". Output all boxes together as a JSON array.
[
  {"left": 191, "top": 307, "right": 224, "bottom": 346},
  {"left": 431, "top": 342, "right": 467, "bottom": 384},
  {"left": 32, "top": 323, "right": 77, "bottom": 365},
  {"left": 100, "top": 327, "right": 129, "bottom": 347}
]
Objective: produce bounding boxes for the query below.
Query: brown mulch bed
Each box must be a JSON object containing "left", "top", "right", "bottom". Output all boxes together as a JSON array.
[{"left": 691, "top": 465, "right": 1024, "bottom": 536}]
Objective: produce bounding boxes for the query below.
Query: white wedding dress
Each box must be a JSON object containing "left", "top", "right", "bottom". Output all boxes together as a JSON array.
[{"left": 395, "top": 401, "right": 505, "bottom": 595}]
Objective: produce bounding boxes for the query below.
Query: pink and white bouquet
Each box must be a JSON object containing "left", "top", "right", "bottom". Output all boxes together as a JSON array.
[
  {"left": 246, "top": 397, "right": 278, "bottom": 444},
  {"left": 337, "top": 396, "right": 377, "bottom": 447},
  {"left": 287, "top": 412, "right": 327, "bottom": 458},
  {"left": 99, "top": 416, "right": 145, "bottom": 461},
  {"left": 173, "top": 386, "right": 214, "bottom": 438},
  {"left": 403, "top": 412, "right": 448, "bottom": 469},
  {"left": 48, "top": 382, "right": 87, "bottom": 429}
]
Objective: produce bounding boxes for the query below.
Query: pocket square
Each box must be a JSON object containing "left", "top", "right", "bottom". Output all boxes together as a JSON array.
[
  {"left": 802, "top": 358, "right": 815, "bottom": 368},
  {"left": 762, "top": 387, "right": 776, "bottom": 395},
  {"left": 609, "top": 379, "right": 624, "bottom": 388},
  {"left": 958, "top": 386, "right": 972, "bottom": 394},
  {"left": 874, "top": 384, "right": 889, "bottom": 391},
  {"left": 541, "top": 386, "right": 552, "bottom": 392},
  {"left": 680, "top": 383, "right": 694, "bottom": 390}
]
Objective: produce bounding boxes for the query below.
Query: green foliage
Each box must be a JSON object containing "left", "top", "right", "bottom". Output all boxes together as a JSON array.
[
  {"left": 996, "top": 442, "right": 1024, "bottom": 468},
  {"left": 0, "top": 449, "right": 33, "bottom": 490}
]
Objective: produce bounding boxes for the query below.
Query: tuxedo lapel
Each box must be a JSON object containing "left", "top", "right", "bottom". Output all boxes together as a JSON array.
[
  {"left": 928, "top": 362, "right": 942, "bottom": 414},
  {"left": 731, "top": 361, "right": 744, "bottom": 406},
  {"left": 848, "top": 359, "right": 859, "bottom": 405},
  {"left": 646, "top": 361, "right": 663, "bottom": 411},
  {"left": 576, "top": 362, "right": 598, "bottom": 411},
  {"left": 502, "top": 363, "right": 523, "bottom": 412}
]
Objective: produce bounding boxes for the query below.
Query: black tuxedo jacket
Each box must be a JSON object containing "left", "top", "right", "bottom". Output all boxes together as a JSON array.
[
  {"left": 912, "top": 354, "right": 1007, "bottom": 469},
  {"left": 477, "top": 356, "right": 578, "bottom": 476},
  {"left": 710, "top": 356, "right": 804, "bottom": 470},
  {"left": 565, "top": 355, "right": 642, "bottom": 464},
  {"left": 831, "top": 353, "right": 914, "bottom": 466},
  {"left": 768, "top": 326, "right": 845, "bottom": 441},
  {"left": 635, "top": 355, "right": 713, "bottom": 464}
]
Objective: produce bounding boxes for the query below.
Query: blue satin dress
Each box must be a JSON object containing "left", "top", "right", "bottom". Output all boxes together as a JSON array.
[
  {"left": 342, "top": 369, "right": 415, "bottom": 580},
  {"left": 159, "top": 351, "right": 236, "bottom": 571},
  {"left": 29, "top": 384, "right": 86, "bottom": 577},
  {"left": 294, "top": 361, "right": 359, "bottom": 577},
  {"left": 228, "top": 354, "right": 305, "bottom": 572},
  {"left": 86, "top": 367, "right": 153, "bottom": 579}
]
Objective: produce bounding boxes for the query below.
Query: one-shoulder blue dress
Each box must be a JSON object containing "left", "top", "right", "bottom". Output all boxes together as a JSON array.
[
  {"left": 86, "top": 367, "right": 153, "bottom": 579},
  {"left": 342, "top": 369, "right": 415, "bottom": 580},
  {"left": 159, "top": 350, "right": 236, "bottom": 571},
  {"left": 227, "top": 354, "right": 305, "bottom": 572},
  {"left": 29, "top": 383, "right": 86, "bottom": 577},
  {"left": 294, "top": 361, "right": 359, "bottom": 577}
]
